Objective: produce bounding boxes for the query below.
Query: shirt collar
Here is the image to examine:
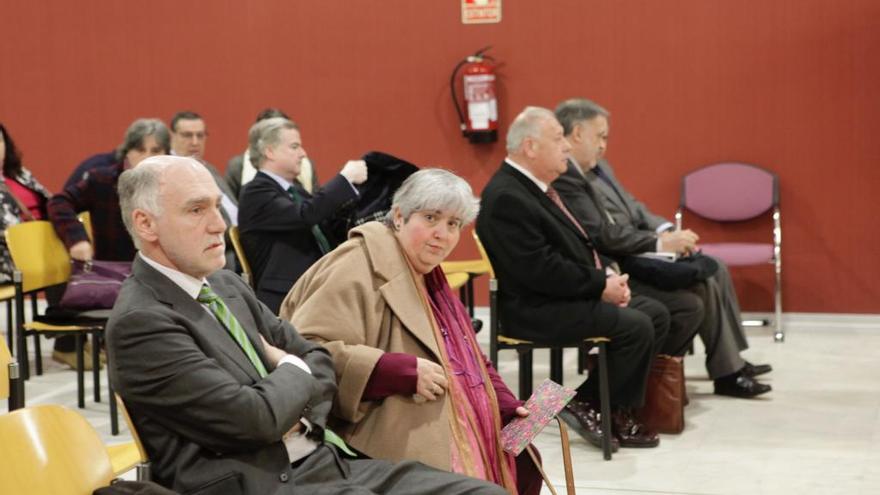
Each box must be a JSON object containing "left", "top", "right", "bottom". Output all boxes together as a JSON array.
[
  {"left": 260, "top": 169, "right": 294, "bottom": 192},
  {"left": 505, "top": 158, "right": 549, "bottom": 192},
  {"left": 139, "top": 252, "right": 207, "bottom": 300}
]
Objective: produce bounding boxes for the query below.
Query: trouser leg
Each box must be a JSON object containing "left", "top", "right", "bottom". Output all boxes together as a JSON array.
[
  {"left": 292, "top": 445, "right": 507, "bottom": 495},
  {"left": 576, "top": 302, "right": 657, "bottom": 408},
  {"left": 690, "top": 277, "right": 746, "bottom": 379},
  {"left": 629, "top": 279, "right": 703, "bottom": 357}
]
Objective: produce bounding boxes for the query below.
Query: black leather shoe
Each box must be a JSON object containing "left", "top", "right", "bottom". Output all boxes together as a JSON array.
[
  {"left": 558, "top": 399, "right": 619, "bottom": 452},
  {"left": 714, "top": 373, "right": 772, "bottom": 398},
  {"left": 612, "top": 408, "right": 659, "bottom": 448},
  {"left": 742, "top": 361, "right": 773, "bottom": 377}
]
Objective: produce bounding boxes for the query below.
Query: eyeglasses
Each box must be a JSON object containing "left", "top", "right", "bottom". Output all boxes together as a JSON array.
[{"left": 177, "top": 131, "right": 207, "bottom": 141}]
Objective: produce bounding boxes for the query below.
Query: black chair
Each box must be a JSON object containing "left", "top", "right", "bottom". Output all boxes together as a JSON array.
[{"left": 475, "top": 232, "right": 614, "bottom": 460}]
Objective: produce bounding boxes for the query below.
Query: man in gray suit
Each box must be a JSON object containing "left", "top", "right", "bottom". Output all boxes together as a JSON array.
[
  {"left": 552, "top": 98, "right": 772, "bottom": 398},
  {"left": 170, "top": 110, "right": 240, "bottom": 271},
  {"left": 107, "top": 155, "right": 506, "bottom": 495}
]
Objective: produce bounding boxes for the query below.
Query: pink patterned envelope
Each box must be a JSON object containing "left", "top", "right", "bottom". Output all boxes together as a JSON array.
[{"left": 501, "top": 379, "right": 577, "bottom": 455}]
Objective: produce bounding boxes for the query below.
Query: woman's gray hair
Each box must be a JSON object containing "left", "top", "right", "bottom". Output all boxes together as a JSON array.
[
  {"left": 118, "top": 156, "right": 174, "bottom": 248},
  {"left": 385, "top": 168, "right": 480, "bottom": 227},
  {"left": 505, "top": 106, "right": 557, "bottom": 154},
  {"left": 248, "top": 117, "right": 298, "bottom": 169},
  {"left": 115, "top": 118, "right": 171, "bottom": 162}
]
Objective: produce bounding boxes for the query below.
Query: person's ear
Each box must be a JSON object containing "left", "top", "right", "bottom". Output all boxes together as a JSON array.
[{"left": 132, "top": 209, "right": 158, "bottom": 243}]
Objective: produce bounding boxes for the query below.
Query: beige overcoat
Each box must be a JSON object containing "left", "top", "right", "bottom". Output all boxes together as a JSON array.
[{"left": 280, "top": 221, "right": 454, "bottom": 470}]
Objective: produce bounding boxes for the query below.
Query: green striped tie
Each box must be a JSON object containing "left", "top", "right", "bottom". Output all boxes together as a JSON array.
[
  {"left": 198, "top": 285, "right": 357, "bottom": 457},
  {"left": 287, "top": 185, "right": 332, "bottom": 254},
  {"left": 198, "top": 285, "right": 268, "bottom": 377}
]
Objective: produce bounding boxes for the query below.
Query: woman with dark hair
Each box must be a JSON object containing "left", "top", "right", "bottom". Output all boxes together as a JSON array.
[{"left": 0, "top": 123, "right": 51, "bottom": 283}]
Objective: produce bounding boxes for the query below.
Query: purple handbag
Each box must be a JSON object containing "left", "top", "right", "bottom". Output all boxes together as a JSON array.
[{"left": 59, "top": 260, "right": 132, "bottom": 310}]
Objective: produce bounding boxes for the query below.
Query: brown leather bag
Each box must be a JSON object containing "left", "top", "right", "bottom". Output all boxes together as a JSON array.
[{"left": 636, "top": 354, "right": 685, "bottom": 434}]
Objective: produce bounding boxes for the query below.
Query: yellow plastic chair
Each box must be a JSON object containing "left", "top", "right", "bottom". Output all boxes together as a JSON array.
[
  {"left": 444, "top": 271, "right": 469, "bottom": 291},
  {"left": 229, "top": 226, "right": 253, "bottom": 286},
  {"left": 108, "top": 394, "right": 151, "bottom": 480},
  {"left": 440, "top": 234, "right": 491, "bottom": 319},
  {"left": 0, "top": 404, "right": 115, "bottom": 494},
  {"left": 1, "top": 283, "right": 15, "bottom": 362},
  {"left": 78, "top": 211, "right": 94, "bottom": 242},
  {"left": 5, "top": 221, "right": 105, "bottom": 410}
]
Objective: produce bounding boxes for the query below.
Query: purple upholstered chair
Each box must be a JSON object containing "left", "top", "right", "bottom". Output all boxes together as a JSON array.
[{"left": 675, "top": 162, "right": 783, "bottom": 342}]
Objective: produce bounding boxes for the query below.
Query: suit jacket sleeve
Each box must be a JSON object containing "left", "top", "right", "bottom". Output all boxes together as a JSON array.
[
  {"left": 225, "top": 155, "right": 244, "bottom": 200},
  {"left": 47, "top": 178, "right": 92, "bottom": 249},
  {"left": 554, "top": 166, "right": 658, "bottom": 256},
  {"left": 282, "top": 243, "right": 386, "bottom": 424},
  {"left": 600, "top": 161, "right": 671, "bottom": 231},
  {"left": 109, "top": 272, "right": 336, "bottom": 454},
  {"left": 238, "top": 174, "right": 356, "bottom": 234}
]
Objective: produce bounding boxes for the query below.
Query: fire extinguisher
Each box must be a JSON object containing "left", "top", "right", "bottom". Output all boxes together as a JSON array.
[{"left": 451, "top": 46, "right": 498, "bottom": 144}]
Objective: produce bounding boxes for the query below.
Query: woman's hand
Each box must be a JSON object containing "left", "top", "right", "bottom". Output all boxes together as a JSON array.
[
  {"left": 415, "top": 357, "right": 448, "bottom": 401},
  {"left": 515, "top": 406, "right": 529, "bottom": 418}
]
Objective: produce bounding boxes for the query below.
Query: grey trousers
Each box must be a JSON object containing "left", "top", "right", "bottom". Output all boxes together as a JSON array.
[
  {"left": 690, "top": 260, "right": 750, "bottom": 379},
  {"left": 292, "top": 445, "right": 508, "bottom": 495}
]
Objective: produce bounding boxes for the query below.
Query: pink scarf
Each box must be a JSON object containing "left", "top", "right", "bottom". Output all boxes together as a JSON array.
[{"left": 424, "top": 267, "right": 517, "bottom": 492}]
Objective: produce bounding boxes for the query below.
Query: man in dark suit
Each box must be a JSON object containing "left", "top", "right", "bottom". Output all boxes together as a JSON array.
[
  {"left": 226, "top": 108, "right": 320, "bottom": 200},
  {"left": 476, "top": 106, "right": 667, "bottom": 449},
  {"left": 551, "top": 98, "right": 771, "bottom": 398},
  {"left": 238, "top": 117, "right": 367, "bottom": 313},
  {"left": 169, "top": 110, "right": 240, "bottom": 271},
  {"left": 107, "top": 155, "right": 505, "bottom": 495}
]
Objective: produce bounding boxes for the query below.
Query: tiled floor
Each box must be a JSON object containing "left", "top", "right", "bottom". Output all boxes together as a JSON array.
[{"left": 5, "top": 311, "right": 880, "bottom": 495}]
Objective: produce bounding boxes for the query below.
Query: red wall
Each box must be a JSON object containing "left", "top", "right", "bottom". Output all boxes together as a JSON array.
[{"left": 2, "top": 1, "right": 878, "bottom": 312}]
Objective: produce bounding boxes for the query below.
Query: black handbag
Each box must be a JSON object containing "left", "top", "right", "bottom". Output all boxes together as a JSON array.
[{"left": 619, "top": 252, "right": 719, "bottom": 290}]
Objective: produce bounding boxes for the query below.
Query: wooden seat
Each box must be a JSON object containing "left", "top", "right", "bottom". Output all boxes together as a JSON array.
[{"left": 0, "top": 405, "right": 115, "bottom": 494}]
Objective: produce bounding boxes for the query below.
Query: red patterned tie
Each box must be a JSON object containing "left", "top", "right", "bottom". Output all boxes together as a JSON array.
[{"left": 546, "top": 186, "right": 602, "bottom": 269}]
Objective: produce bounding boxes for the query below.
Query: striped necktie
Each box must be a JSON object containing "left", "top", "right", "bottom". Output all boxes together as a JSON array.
[
  {"left": 198, "top": 285, "right": 268, "bottom": 377},
  {"left": 287, "top": 185, "right": 332, "bottom": 254},
  {"left": 546, "top": 186, "right": 602, "bottom": 269},
  {"left": 198, "top": 285, "right": 356, "bottom": 456}
]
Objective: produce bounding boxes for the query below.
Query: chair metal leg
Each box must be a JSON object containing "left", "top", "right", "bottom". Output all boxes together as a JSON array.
[
  {"left": 518, "top": 349, "right": 533, "bottom": 399},
  {"left": 76, "top": 333, "right": 85, "bottom": 408},
  {"left": 577, "top": 345, "right": 586, "bottom": 375},
  {"left": 466, "top": 278, "right": 475, "bottom": 318},
  {"left": 773, "top": 253, "right": 784, "bottom": 342},
  {"left": 92, "top": 332, "right": 101, "bottom": 403},
  {"left": 33, "top": 334, "right": 42, "bottom": 375},
  {"left": 13, "top": 274, "right": 29, "bottom": 381},
  {"left": 136, "top": 462, "right": 151, "bottom": 482},
  {"left": 5, "top": 299, "right": 12, "bottom": 355},
  {"left": 597, "top": 341, "right": 612, "bottom": 461},
  {"left": 550, "top": 348, "right": 563, "bottom": 385},
  {"left": 109, "top": 377, "right": 120, "bottom": 435},
  {"left": 7, "top": 361, "right": 24, "bottom": 411}
]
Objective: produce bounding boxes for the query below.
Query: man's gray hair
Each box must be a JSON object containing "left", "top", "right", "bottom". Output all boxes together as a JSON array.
[
  {"left": 505, "top": 106, "right": 557, "bottom": 154},
  {"left": 384, "top": 169, "right": 480, "bottom": 226},
  {"left": 117, "top": 155, "right": 180, "bottom": 248},
  {"left": 247, "top": 117, "right": 299, "bottom": 169},
  {"left": 554, "top": 98, "right": 610, "bottom": 136},
  {"left": 115, "top": 118, "right": 171, "bottom": 162}
]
